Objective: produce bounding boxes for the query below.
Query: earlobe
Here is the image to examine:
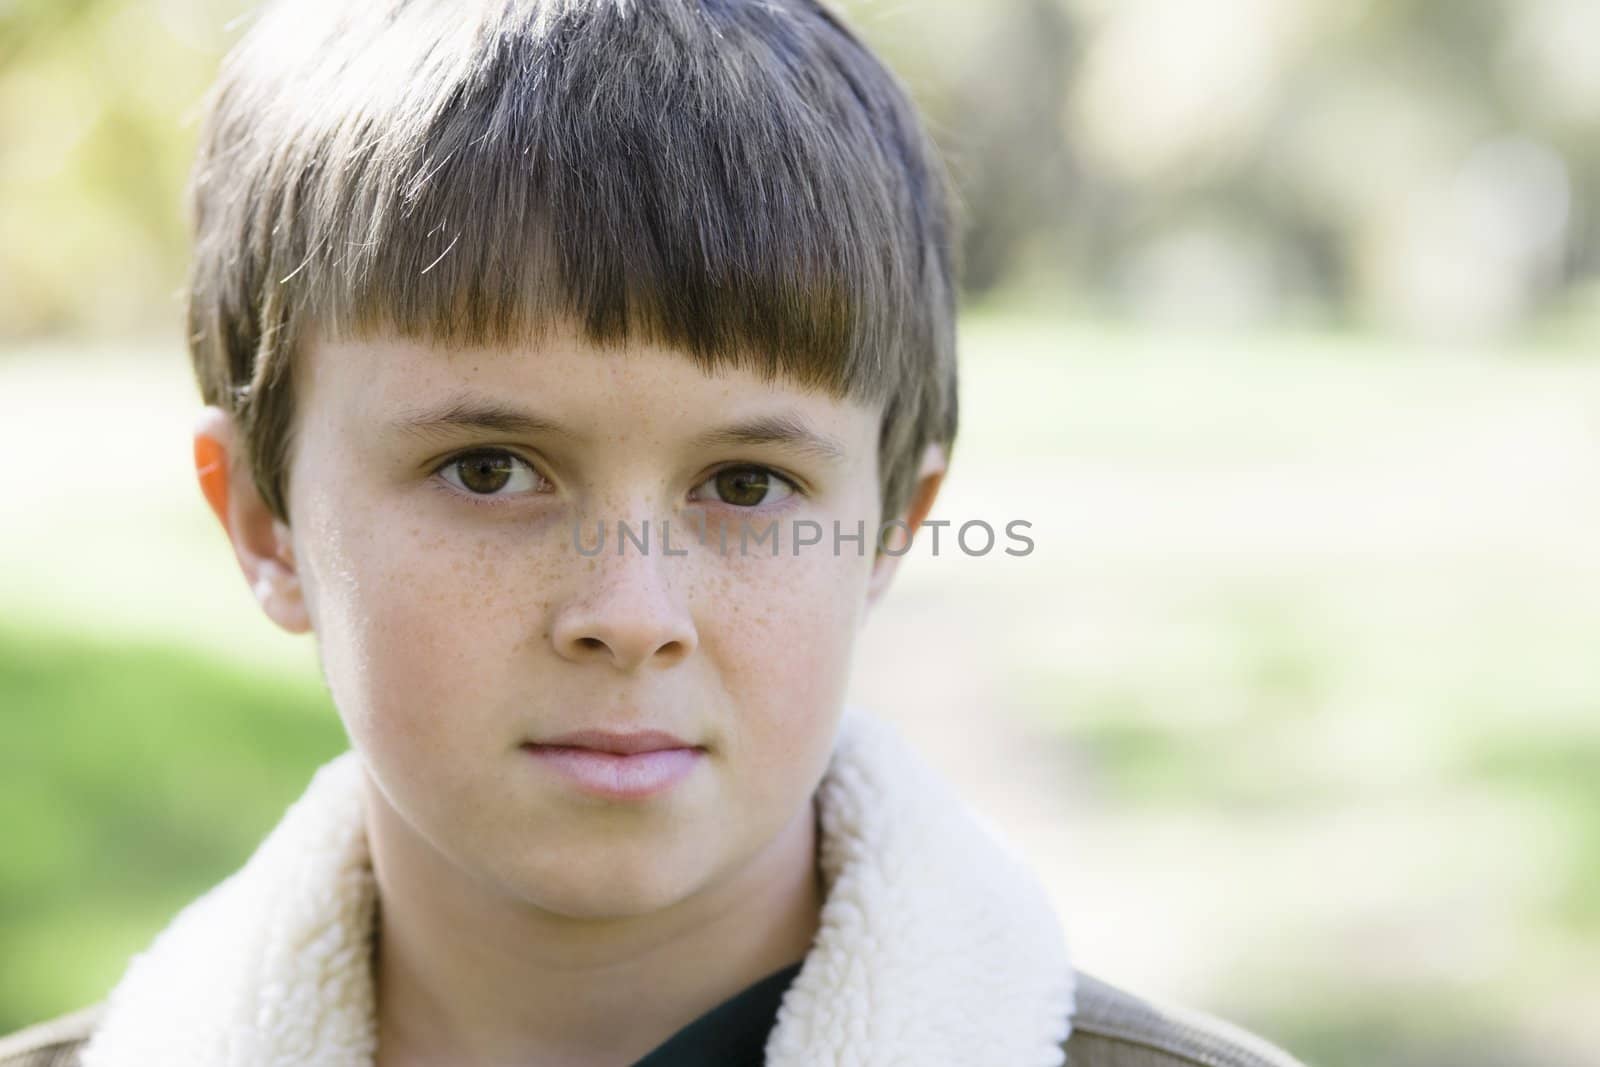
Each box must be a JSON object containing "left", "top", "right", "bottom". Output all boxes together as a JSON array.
[
  {"left": 255, "top": 563, "right": 310, "bottom": 635},
  {"left": 193, "top": 406, "right": 312, "bottom": 636}
]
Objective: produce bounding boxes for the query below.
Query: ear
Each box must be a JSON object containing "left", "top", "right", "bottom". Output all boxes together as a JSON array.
[
  {"left": 865, "top": 442, "right": 948, "bottom": 611},
  {"left": 193, "top": 406, "right": 311, "bottom": 635}
]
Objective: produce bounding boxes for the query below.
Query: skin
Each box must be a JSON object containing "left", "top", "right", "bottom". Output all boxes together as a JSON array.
[{"left": 194, "top": 318, "right": 946, "bottom": 1066}]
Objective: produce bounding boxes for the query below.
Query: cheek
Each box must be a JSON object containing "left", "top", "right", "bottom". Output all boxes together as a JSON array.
[
  {"left": 699, "top": 542, "right": 869, "bottom": 776},
  {"left": 300, "top": 494, "right": 548, "bottom": 757}
]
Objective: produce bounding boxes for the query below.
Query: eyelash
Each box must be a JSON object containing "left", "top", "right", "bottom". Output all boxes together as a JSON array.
[
  {"left": 428, "top": 449, "right": 551, "bottom": 510},
  {"left": 429, "top": 449, "right": 808, "bottom": 512}
]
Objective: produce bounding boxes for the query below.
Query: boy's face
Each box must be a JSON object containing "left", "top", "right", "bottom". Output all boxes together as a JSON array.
[{"left": 214, "top": 321, "right": 934, "bottom": 917}]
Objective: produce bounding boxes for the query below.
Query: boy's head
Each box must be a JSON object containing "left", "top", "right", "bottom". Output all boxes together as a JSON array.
[
  {"left": 189, "top": 0, "right": 956, "bottom": 532},
  {"left": 190, "top": 0, "right": 956, "bottom": 918}
]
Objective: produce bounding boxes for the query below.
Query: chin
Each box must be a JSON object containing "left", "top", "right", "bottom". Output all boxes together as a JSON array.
[
  {"left": 518, "top": 865, "right": 705, "bottom": 920},
  {"left": 497, "top": 843, "right": 717, "bottom": 919}
]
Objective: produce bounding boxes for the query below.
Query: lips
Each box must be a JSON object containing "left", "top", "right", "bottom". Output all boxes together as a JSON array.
[{"left": 522, "top": 730, "right": 705, "bottom": 800}]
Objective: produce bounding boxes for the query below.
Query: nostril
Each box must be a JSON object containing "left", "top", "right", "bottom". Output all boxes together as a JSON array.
[{"left": 577, "top": 637, "right": 605, "bottom": 651}]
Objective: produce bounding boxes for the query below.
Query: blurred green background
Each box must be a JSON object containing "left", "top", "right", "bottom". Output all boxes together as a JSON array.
[{"left": 2, "top": 1, "right": 1597, "bottom": 1064}]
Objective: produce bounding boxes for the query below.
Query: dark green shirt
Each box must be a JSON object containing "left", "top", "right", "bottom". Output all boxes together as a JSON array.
[{"left": 630, "top": 961, "right": 804, "bottom": 1066}]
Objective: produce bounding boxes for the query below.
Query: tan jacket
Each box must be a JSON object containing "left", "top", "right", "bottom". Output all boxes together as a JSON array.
[
  {"left": 0, "top": 707, "right": 1308, "bottom": 1066},
  {"left": 0, "top": 969, "right": 1307, "bottom": 1066}
]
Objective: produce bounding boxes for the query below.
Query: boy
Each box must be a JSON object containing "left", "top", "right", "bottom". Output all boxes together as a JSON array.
[{"left": 2, "top": 1, "right": 1308, "bottom": 1064}]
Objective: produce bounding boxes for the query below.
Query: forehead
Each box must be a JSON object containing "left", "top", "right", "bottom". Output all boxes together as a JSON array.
[{"left": 296, "top": 324, "right": 882, "bottom": 451}]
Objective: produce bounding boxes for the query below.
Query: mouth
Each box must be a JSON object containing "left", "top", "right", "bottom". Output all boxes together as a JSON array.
[
  {"left": 522, "top": 731, "right": 706, "bottom": 801},
  {"left": 528, "top": 728, "right": 702, "bottom": 756}
]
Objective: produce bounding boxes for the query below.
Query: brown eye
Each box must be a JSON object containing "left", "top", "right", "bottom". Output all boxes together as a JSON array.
[
  {"left": 440, "top": 450, "right": 540, "bottom": 497},
  {"left": 704, "top": 466, "right": 795, "bottom": 508}
]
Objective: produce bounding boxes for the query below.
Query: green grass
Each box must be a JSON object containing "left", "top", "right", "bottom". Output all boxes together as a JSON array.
[
  {"left": 1459, "top": 731, "right": 1600, "bottom": 935},
  {"left": 0, "top": 620, "right": 348, "bottom": 1032}
]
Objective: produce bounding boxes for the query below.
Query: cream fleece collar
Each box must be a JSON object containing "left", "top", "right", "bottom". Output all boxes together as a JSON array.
[{"left": 79, "top": 705, "right": 1076, "bottom": 1066}]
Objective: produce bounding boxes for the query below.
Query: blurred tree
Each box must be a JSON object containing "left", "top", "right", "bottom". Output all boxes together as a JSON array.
[{"left": 0, "top": 0, "right": 105, "bottom": 70}]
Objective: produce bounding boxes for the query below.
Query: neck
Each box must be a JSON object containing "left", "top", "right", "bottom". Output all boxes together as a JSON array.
[{"left": 367, "top": 780, "right": 823, "bottom": 1067}]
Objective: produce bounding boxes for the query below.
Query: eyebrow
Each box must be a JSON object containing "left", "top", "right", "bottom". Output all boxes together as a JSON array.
[
  {"left": 389, "top": 396, "right": 847, "bottom": 464},
  {"left": 689, "top": 413, "right": 847, "bottom": 465},
  {"left": 389, "top": 395, "right": 583, "bottom": 442}
]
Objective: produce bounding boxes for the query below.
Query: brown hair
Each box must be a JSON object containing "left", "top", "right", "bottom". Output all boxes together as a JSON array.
[{"left": 186, "top": 0, "right": 959, "bottom": 530}]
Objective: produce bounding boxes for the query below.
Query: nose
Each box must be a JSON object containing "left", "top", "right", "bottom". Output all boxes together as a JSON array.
[{"left": 549, "top": 525, "right": 698, "bottom": 671}]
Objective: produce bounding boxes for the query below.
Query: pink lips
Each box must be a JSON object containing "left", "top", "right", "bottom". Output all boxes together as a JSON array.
[{"left": 523, "top": 730, "right": 704, "bottom": 800}]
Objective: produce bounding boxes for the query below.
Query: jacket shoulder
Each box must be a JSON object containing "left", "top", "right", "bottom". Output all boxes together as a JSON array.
[
  {"left": 0, "top": 1004, "right": 102, "bottom": 1067},
  {"left": 1062, "top": 971, "right": 1307, "bottom": 1067}
]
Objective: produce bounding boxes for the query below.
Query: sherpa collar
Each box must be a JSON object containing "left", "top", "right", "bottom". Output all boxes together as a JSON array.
[{"left": 79, "top": 705, "right": 1076, "bottom": 1066}]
